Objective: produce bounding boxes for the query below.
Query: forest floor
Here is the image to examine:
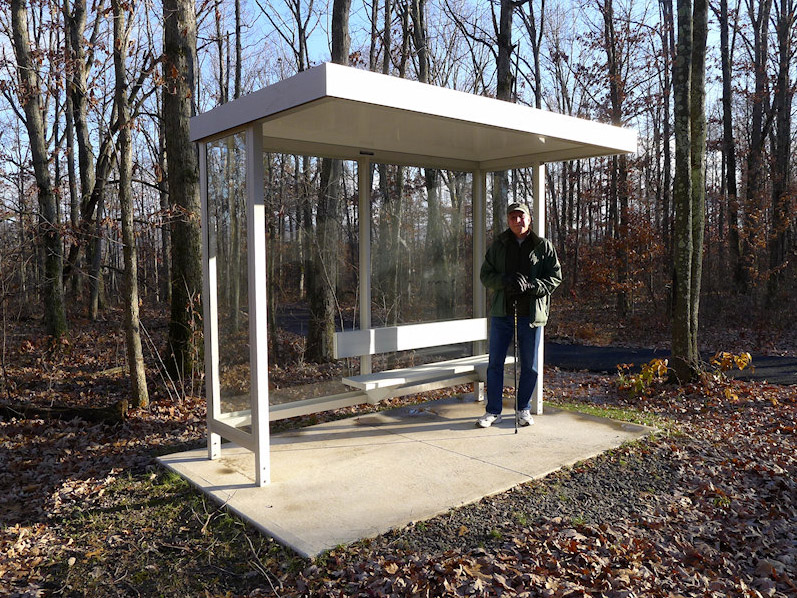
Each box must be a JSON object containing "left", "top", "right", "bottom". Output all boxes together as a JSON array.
[{"left": 1, "top": 303, "right": 795, "bottom": 597}]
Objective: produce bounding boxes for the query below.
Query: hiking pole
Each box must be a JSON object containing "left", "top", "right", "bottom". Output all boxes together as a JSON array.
[{"left": 513, "top": 299, "right": 519, "bottom": 434}]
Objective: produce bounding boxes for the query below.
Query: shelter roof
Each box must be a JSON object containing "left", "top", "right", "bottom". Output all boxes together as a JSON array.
[{"left": 190, "top": 62, "right": 636, "bottom": 170}]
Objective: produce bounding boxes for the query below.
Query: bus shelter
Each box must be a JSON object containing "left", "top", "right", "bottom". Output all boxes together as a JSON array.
[{"left": 191, "top": 63, "right": 636, "bottom": 487}]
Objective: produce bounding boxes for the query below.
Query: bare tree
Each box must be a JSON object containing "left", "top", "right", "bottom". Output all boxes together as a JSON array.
[
  {"left": 767, "top": 0, "right": 795, "bottom": 300},
  {"left": 688, "top": 0, "right": 708, "bottom": 360},
  {"left": 492, "top": 0, "right": 516, "bottom": 227},
  {"left": 9, "top": 0, "right": 68, "bottom": 338},
  {"left": 306, "top": 0, "right": 351, "bottom": 361},
  {"left": 671, "top": 0, "right": 709, "bottom": 380},
  {"left": 740, "top": 0, "right": 774, "bottom": 291},
  {"left": 713, "top": 0, "right": 742, "bottom": 283},
  {"left": 598, "top": 0, "right": 632, "bottom": 317},
  {"left": 163, "top": 0, "right": 203, "bottom": 377},
  {"left": 519, "top": 0, "right": 545, "bottom": 109},
  {"left": 113, "top": 0, "right": 148, "bottom": 407},
  {"left": 659, "top": 0, "right": 676, "bottom": 253}
]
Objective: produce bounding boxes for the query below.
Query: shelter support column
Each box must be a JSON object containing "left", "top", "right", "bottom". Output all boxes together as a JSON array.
[
  {"left": 532, "top": 163, "right": 545, "bottom": 415},
  {"left": 200, "top": 142, "right": 221, "bottom": 460},
  {"left": 358, "top": 158, "right": 372, "bottom": 375},
  {"left": 246, "top": 125, "right": 270, "bottom": 486},
  {"left": 473, "top": 169, "right": 487, "bottom": 355}
]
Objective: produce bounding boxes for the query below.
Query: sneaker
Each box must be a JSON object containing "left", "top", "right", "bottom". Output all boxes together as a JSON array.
[
  {"left": 518, "top": 410, "right": 534, "bottom": 426},
  {"left": 477, "top": 412, "right": 501, "bottom": 428}
]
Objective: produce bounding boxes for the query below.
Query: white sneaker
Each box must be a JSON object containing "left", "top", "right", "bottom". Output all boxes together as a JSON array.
[
  {"left": 518, "top": 410, "right": 534, "bottom": 426},
  {"left": 477, "top": 412, "right": 501, "bottom": 428}
]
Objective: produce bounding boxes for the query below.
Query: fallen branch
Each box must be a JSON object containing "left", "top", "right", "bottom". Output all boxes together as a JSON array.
[{"left": 0, "top": 399, "right": 128, "bottom": 423}]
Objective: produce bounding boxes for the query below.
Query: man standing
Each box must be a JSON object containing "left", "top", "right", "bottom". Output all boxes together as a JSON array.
[{"left": 478, "top": 202, "right": 562, "bottom": 428}]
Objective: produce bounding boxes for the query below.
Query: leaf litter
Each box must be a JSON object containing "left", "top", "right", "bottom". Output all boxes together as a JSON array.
[{"left": 1, "top": 315, "right": 795, "bottom": 597}]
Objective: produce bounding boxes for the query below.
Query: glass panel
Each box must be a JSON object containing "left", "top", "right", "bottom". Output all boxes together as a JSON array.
[
  {"left": 265, "top": 154, "right": 358, "bottom": 406},
  {"left": 207, "top": 133, "right": 251, "bottom": 425},
  {"left": 370, "top": 165, "right": 474, "bottom": 370},
  {"left": 487, "top": 169, "right": 537, "bottom": 237}
]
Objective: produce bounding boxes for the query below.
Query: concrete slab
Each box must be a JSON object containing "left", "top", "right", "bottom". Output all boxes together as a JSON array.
[{"left": 158, "top": 395, "right": 653, "bottom": 558}]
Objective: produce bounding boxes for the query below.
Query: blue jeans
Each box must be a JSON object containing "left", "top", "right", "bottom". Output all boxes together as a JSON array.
[{"left": 485, "top": 316, "right": 541, "bottom": 415}]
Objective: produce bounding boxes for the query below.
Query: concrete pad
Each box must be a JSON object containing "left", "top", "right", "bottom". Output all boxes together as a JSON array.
[{"left": 158, "top": 395, "right": 653, "bottom": 558}]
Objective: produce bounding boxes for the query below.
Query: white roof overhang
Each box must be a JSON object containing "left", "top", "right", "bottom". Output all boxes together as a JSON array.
[{"left": 190, "top": 62, "right": 637, "bottom": 171}]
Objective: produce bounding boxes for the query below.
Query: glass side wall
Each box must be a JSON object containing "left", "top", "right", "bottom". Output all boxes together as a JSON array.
[
  {"left": 207, "top": 134, "right": 252, "bottom": 425},
  {"left": 262, "top": 156, "right": 477, "bottom": 404},
  {"left": 265, "top": 154, "right": 358, "bottom": 405},
  {"left": 370, "top": 165, "right": 474, "bottom": 370},
  {"left": 485, "top": 169, "right": 539, "bottom": 238}
]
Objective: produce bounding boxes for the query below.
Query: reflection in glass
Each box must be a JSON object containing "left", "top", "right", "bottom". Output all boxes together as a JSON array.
[
  {"left": 265, "top": 155, "right": 357, "bottom": 404},
  {"left": 370, "top": 165, "right": 474, "bottom": 370},
  {"left": 207, "top": 134, "right": 250, "bottom": 422}
]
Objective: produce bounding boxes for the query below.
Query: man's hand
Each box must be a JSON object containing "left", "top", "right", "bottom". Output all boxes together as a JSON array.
[{"left": 512, "top": 272, "right": 532, "bottom": 295}]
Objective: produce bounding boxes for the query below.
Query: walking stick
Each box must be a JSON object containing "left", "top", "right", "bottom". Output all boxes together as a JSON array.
[{"left": 513, "top": 299, "right": 519, "bottom": 434}]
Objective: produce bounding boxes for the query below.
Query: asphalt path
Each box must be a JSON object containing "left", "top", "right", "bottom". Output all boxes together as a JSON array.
[{"left": 545, "top": 341, "right": 797, "bottom": 386}]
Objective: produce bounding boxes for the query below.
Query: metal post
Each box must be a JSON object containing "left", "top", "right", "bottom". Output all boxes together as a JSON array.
[
  {"left": 358, "top": 158, "right": 372, "bottom": 375},
  {"left": 199, "top": 142, "right": 221, "bottom": 460},
  {"left": 473, "top": 169, "right": 487, "bottom": 353},
  {"left": 246, "top": 125, "right": 270, "bottom": 486},
  {"left": 531, "top": 163, "right": 545, "bottom": 415}
]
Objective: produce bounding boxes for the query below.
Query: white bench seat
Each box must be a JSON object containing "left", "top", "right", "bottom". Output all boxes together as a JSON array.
[{"left": 334, "top": 319, "right": 514, "bottom": 404}]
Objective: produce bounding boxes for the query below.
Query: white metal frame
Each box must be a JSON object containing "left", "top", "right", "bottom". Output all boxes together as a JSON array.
[{"left": 193, "top": 63, "right": 636, "bottom": 485}]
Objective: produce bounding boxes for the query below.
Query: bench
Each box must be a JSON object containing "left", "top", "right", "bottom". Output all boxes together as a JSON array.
[{"left": 333, "top": 318, "right": 514, "bottom": 403}]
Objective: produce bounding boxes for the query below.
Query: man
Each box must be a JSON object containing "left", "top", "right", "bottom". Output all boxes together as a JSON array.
[{"left": 478, "top": 202, "right": 562, "bottom": 428}]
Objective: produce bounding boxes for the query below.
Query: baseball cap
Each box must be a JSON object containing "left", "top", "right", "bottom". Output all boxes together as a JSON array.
[{"left": 507, "top": 202, "right": 530, "bottom": 217}]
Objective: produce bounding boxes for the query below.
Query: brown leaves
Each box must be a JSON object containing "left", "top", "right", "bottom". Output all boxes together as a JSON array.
[{"left": 3, "top": 309, "right": 797, "bottom": 597}]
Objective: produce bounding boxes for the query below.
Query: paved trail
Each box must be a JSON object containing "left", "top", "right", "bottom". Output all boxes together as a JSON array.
[{"left": 545, "top": 342, "right": 797, "bottom": 385}]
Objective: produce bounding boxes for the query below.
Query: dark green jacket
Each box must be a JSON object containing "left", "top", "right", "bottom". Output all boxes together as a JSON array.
[{"left": 480, "top": 229, "right": 563, "bottom": 326}]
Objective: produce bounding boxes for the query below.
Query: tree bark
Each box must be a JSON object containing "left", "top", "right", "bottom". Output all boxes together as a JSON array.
[
  {"left": 522, "top": 0, "right": 545, "bottom": 109},
  {"left": 10, "top": 0, "right": 68, "bottom": 338},
  {"left": 741, "top": 0, "right": 774, "bottom": 291},
  {"left": 671, "top": 0, "right": 695, "bottom": 381},
  {"left": 113, "top": 0, "right": 149, "bottom": 408},
  {"left": 659, "top": 0, "right": 675, "bottom": 256},
  {"left": 0, "top": 399, "right": 128, "bottom": 424},
  {"left": 157, "top": 108, "right": 171, "bottom": 305},
  {"left": 671, "top": 0, "right": 707, "bottom": 381},
  {"left": 600, "top": 0, "right": 631, "bottom": 317},
  {"left": 688, "top": 0, "right": 708, "bottom": 360},
  {"left": 163, "top": 0, "right": 203, "bottom": 378},
  {"left": 716, "top": 0, "right": 742, "bottom": 284},
  {"left": 306, "top": 0, "right": 351, "bottom": 361},
  {"left": 767, "top": 0, "right": 794, "bottom": 301},
  {"left": 491, "top": 0, "right": 515, "bottom": 229}
]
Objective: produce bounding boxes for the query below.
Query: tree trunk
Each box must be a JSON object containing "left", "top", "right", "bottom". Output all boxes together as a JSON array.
[
  {"left": 522, "top": 0, "right": 545, "bottom": 109},
  {"left": 601, "top": 0, "right": 631, "bottom": 317},
  {"left": 163, "top": 0, "right": 203, "bottom": 378},
  {"left": 306, "top": 0, "right": 351, "bottom": 361},
  {"left": 766, "top": 0, "right": 794, "bottom": 301},
  {"left": 716, "top": 0, "right": 742, "bottom": 284},
  {"left": 688, "top": 0, "right": 708, "bottom": 360},
  {"left": 89, "top": 191, "right": 105, "bottom": 320},
  {"left": 410, "top": 0, "right": 429, "bottom": 83},
  {"left": 491, "top": 0, "right": 515, "bottom": 229},
  {"left": 671, "top": 0, "right": 695, "bottom": 381},
  {"left": 383, "top": 0, "right": 393, "bottom": 75},
  {"left": 62, "top": 23, "right": 80, "bottom": 300},
  {"left": 63, "top": 0, "right": 104, "bottom": 309},
  {"left": 158, "top": 110, "right": 171, "bottom": 305},
  {"left": 10, "top": 0, "right": 67, "bottom": 338},
  {"left": 671, "top": 0, "right": 707, "bottom": 381},
  {"left": 113, "top": 0, "right": 149, "bottom": 409},
  {"left": 659, "top": 0, "right": 675, "bottom": 256},
  {"left": 741, "top": 0, "right": 774, "bottom": 292}
]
